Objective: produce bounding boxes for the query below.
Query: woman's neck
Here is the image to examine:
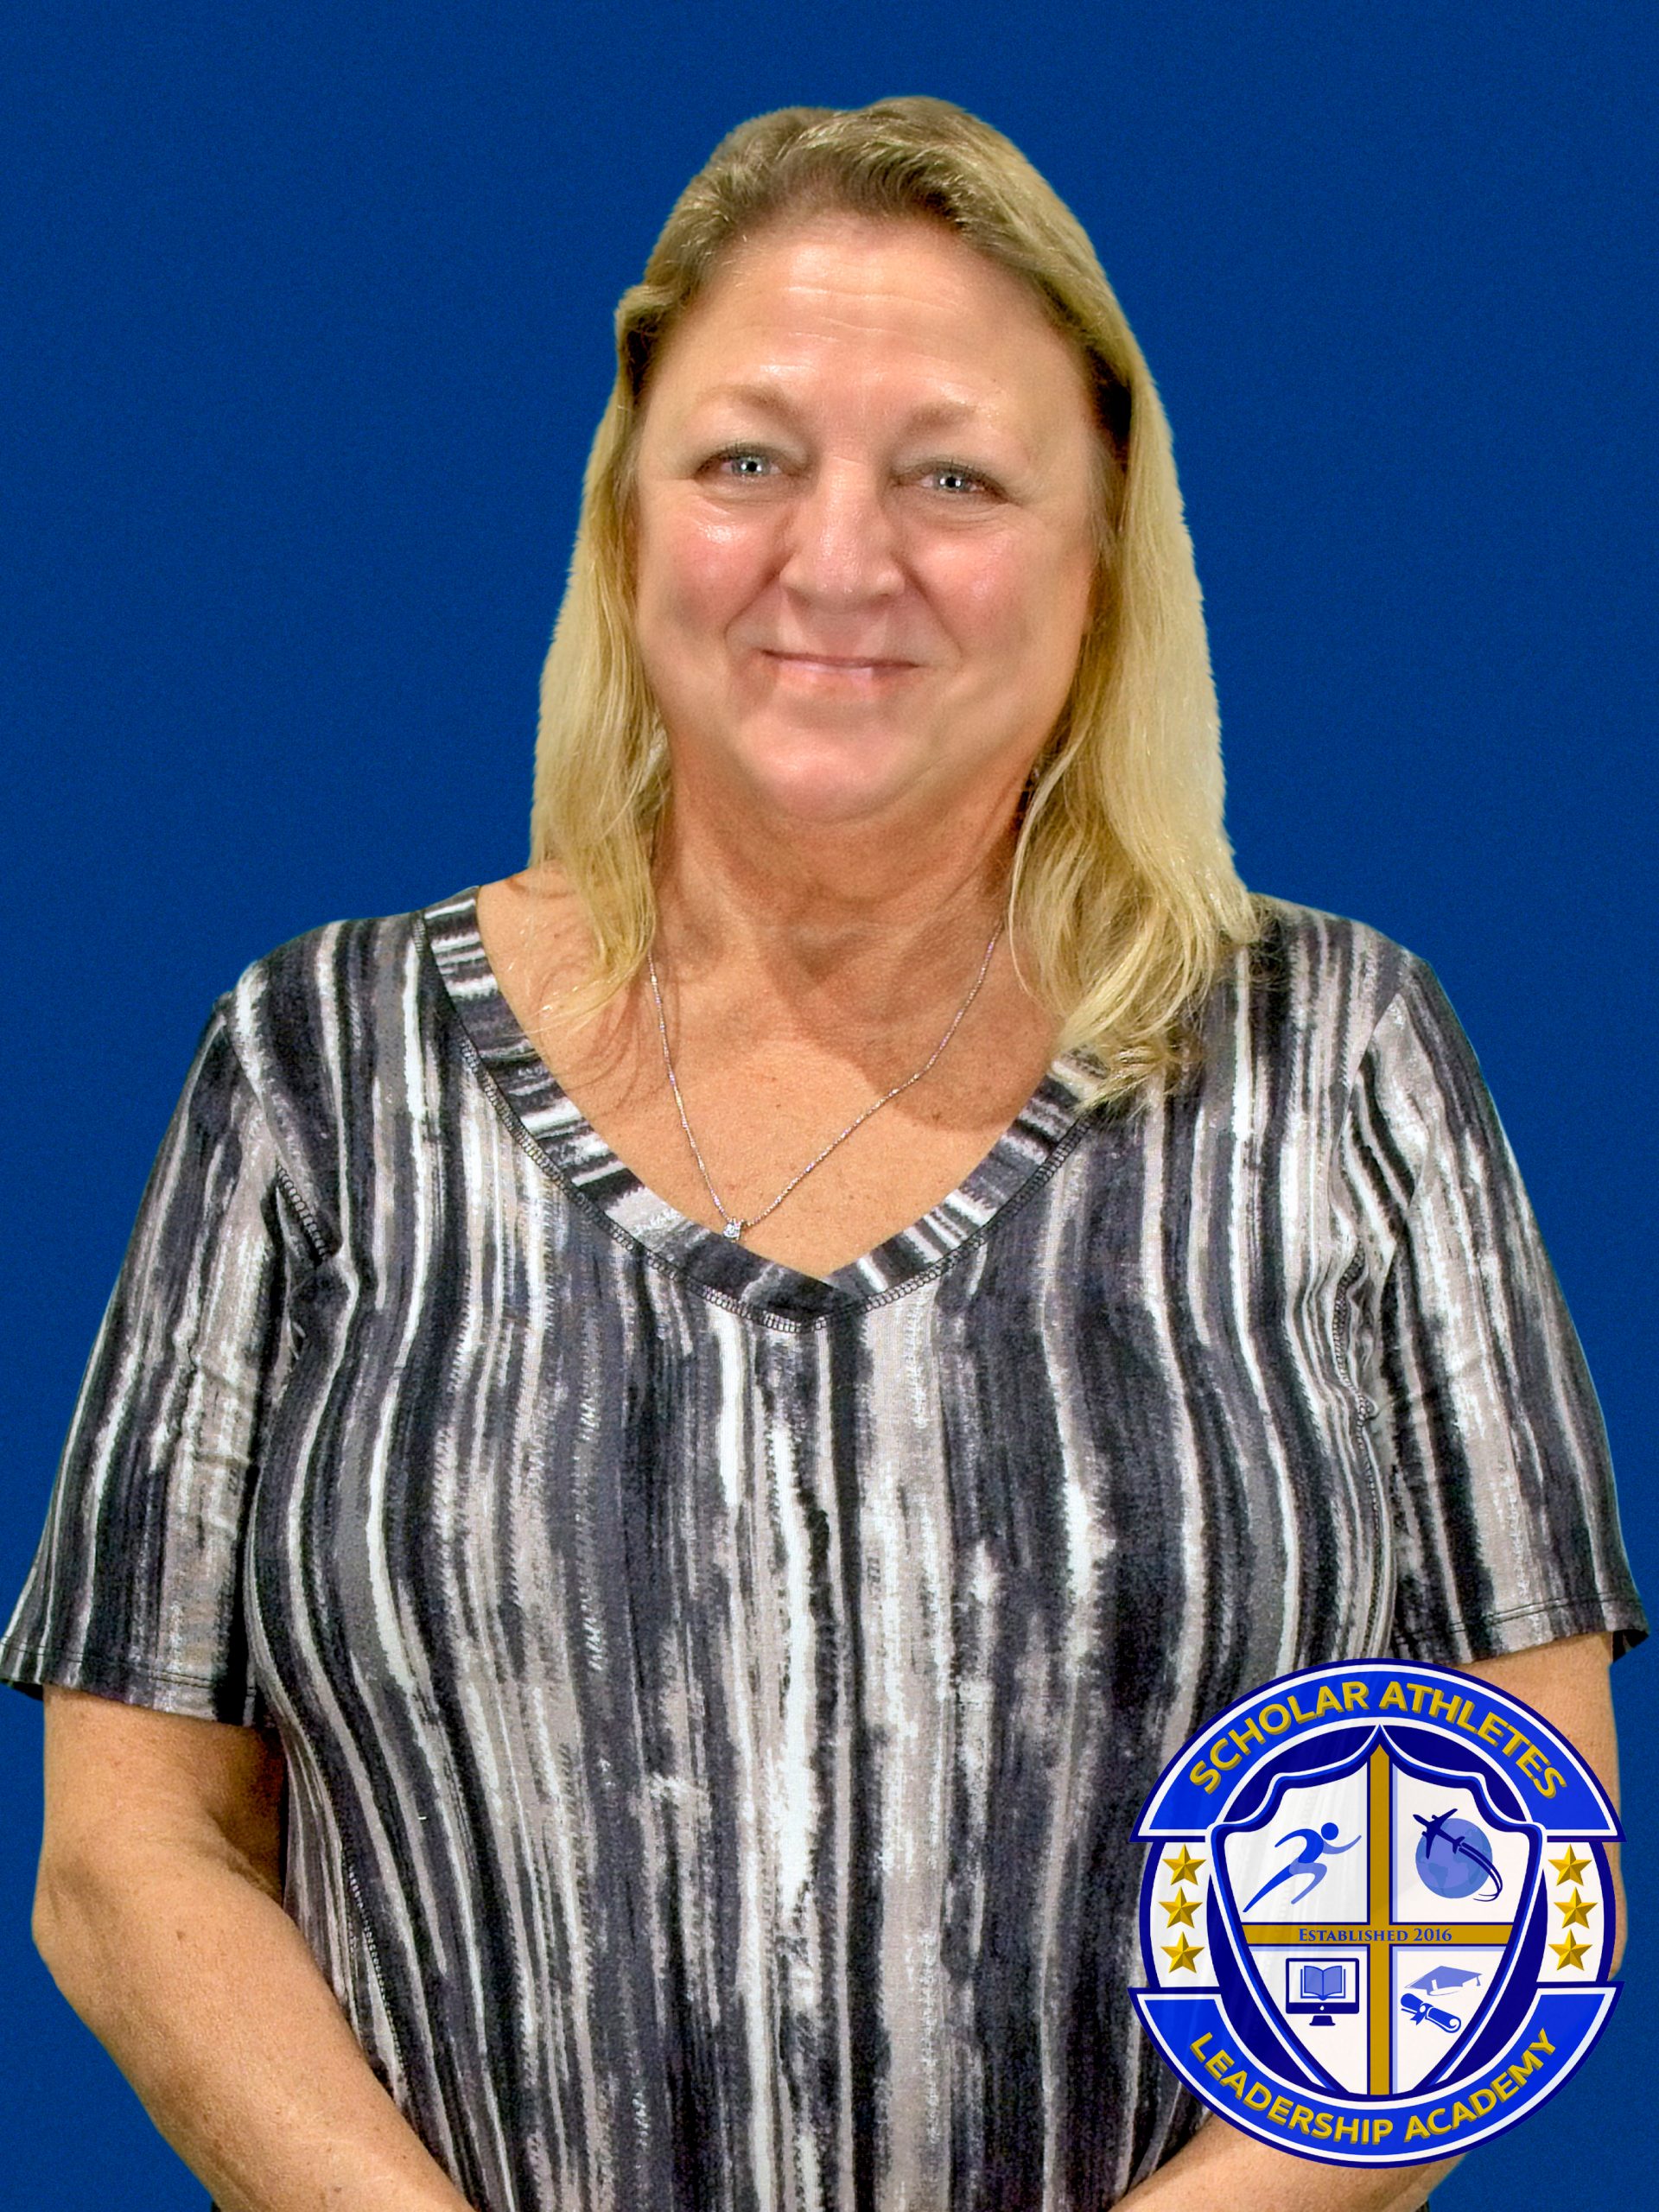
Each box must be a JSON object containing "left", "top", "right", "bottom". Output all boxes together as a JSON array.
[{"left": 650, "top": 790, "right": 1023, "bottom": 1041}]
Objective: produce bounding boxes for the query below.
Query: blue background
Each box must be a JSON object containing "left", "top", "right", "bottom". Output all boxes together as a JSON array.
[{"left": 2, "top": 4, "right": 1652, "bottom": 2204}]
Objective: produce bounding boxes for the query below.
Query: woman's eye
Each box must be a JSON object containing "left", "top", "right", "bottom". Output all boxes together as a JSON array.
[
  {"left": 921, "top": 465, "right": 992, "bottom": 496},
  {"left": 711, "top": 450, "right": 776, "bottom": 479},
  {"left": 701, "top": 452, "right": 995, "bottom": 495}
]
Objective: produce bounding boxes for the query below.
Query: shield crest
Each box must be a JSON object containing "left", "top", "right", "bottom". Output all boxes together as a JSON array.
[{"left": 1208, "top": 1726, "right": 1542, "bottom": 2098}]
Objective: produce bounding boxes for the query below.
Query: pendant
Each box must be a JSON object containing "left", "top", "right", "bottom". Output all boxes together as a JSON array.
[{"left": 722, "top": 1220, "right": 743, "bottom": 1240}]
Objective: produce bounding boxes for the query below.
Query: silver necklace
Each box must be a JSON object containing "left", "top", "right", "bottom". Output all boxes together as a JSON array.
[{"left": 645, "top": 922, "right": 1004, "bottom": 1243}]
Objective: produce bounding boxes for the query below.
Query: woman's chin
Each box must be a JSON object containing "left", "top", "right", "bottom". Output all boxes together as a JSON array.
[
  {"left": 743, "top": 759, "right": 933, "bottom": 832},
  {"left": 714, "top": 723, "right": 945, "bottom": 831}
]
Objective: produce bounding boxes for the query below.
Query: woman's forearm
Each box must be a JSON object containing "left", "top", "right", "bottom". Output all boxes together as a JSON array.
[
  {"left": 35, "top": 1835, "right": 472, "bottom": 2212},
  {"left": 1118, "top": 2111, "right": 1457, "bottom": 2210}
]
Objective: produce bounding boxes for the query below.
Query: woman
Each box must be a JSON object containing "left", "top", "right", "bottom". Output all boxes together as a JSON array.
[{"left": 3, "top": 98, "right": 1642, "bottom": 2212}]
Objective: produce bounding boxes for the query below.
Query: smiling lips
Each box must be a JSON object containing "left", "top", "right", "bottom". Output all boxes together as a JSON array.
[{"left": 758, "top": 648, "right": 920, "bottom": 680}]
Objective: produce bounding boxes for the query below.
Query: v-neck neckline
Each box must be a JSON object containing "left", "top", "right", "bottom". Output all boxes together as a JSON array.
[{"left": 419, "top": 887, "right": 1097, "bottom": 1324}]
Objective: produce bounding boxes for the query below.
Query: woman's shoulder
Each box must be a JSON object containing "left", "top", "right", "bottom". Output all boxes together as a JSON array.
[
  {"left": 1227, "top": 895, "right": 1442, "bottom": 1039},
  {"left": 229, "top": 896, "right": 441, "bottom": 998},
  {"left": 1192, "top": 896, "right": 1457, "bottom": 1116},
  {"left": 207, "top": 893, "right": 474, "bottom": 1127},
  {"left": 175, "top": 893, "right": 479, "bottom": 1247},
  {"left": 1242, "top": 895, "right": 1417, "bottom": 999},
  {"left": 218, "top": 891, "right": 470, "bottom": 1034}
]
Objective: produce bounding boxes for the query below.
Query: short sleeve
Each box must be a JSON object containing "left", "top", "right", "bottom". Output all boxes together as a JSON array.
[
  {"left": 0, "top": 1004, "right": 311, "bottom": 1724},
  {"left": 1351, "top": 957, "right": 1646, "bottom": 1665}
]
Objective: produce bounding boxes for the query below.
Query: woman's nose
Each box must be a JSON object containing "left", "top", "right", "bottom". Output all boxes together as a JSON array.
[{"left": 777, "top": 464, "right": 906, "bottom": 605}]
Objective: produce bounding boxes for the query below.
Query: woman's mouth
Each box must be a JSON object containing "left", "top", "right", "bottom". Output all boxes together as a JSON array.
[{"left": 757, "top": 649, "right": 918, "bottom": 681}]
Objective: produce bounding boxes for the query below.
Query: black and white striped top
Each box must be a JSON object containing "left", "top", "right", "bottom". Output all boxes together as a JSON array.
[{"left": 2, "top": 891, "right": 1643, "bottom": 2210}]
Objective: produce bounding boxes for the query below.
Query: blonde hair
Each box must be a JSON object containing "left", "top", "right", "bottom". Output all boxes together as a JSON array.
[{"left": 531, "top": 96, "right": 1259, "bottom": 1101}]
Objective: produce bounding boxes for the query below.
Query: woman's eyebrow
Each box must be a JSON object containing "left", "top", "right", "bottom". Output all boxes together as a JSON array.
[{"left": 690, "top": 383, "right": 1000, "bottom": 438}]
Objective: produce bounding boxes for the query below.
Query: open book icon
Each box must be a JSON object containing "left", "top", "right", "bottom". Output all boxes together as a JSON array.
[{"left": 1285, "top": 1957, "right": 1360, "bottom": 2022}]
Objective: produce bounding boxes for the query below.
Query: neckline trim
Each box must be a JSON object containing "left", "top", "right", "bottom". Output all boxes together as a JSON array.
[{"left": 419, "top": 887, "right": 1096, "bottom": 1323}]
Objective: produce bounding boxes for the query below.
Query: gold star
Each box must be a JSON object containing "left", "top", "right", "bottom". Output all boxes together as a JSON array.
[
  {"left": 1162, "top": 1892, "right": 1199, "bottom": 1928},
  {"left": 1549, "top": 1847, "right": 1591, "bottom": 1886},
  {"left": 1556, "top": 1891, "right": 1595, "bottom": 1930},
  {"left": 1163, "top": 1847, "right": 1205, "bottom": 1887},
  {"left": 1550, "top": 1932, "right": 1590, "bottom": 1972},
  {"left": 1162, "top": 1935, "right": 1205, "bottom": 1973}
]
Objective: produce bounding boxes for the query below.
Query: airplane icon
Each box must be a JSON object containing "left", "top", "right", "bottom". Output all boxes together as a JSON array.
[{"left": 1414, "top": 1808, "right": 1502, "bottom": 1900}]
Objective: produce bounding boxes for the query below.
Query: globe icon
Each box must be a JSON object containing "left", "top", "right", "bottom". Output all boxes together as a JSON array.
[{"left": 1414, "top": 1811, "right": 1498, "bottom": 1901}]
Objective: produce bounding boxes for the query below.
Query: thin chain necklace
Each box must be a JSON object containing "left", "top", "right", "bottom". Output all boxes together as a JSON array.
[{"left": 645, "top": 921, "right": 1005, "bottom": 1244}]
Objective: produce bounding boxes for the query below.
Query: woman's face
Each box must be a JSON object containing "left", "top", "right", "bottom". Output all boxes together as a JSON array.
[{"left": 629, "top": 214, "right": 1105, "bottom": 838}]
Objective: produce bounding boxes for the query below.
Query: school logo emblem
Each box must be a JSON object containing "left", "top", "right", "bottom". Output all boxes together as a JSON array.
[{"left": 1134, "top": 1661, "right": 1621, "bottom": 2164}]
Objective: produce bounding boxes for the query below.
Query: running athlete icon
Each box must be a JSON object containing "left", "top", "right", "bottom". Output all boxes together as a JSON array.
[{"left": 1242, "top": 1821, "right": 1360, "bottom": 1911}]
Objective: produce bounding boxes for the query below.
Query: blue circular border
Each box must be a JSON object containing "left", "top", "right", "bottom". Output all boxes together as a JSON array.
[{"left": 1133, "top": 1658, "right": 1622, "bottom": 2167}]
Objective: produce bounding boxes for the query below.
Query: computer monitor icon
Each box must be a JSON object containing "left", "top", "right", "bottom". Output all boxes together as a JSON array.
[{"left": 1285, "top": 1957, "right": 1360, "bottom": 2027}]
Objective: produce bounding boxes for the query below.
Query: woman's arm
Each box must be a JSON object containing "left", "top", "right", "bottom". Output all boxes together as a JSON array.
[
  {"left": 1120, "top": 2121, "right": 1456, "bottom": 2210},
  {"left": 35, "top": 1686, "right": 473, "bottom": 2212},
  {"left": 1116, "top": 1631, "right": 1623, "bottom": 2210},
  {"left": 1457, "top": 1632, "right": 1624, "bottom": 1968}
]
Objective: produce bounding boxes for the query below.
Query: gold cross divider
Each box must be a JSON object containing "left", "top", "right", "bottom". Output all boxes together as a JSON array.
[{"left": 1238, "top": 1747, "right": 1513, "bottom": 2094}]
